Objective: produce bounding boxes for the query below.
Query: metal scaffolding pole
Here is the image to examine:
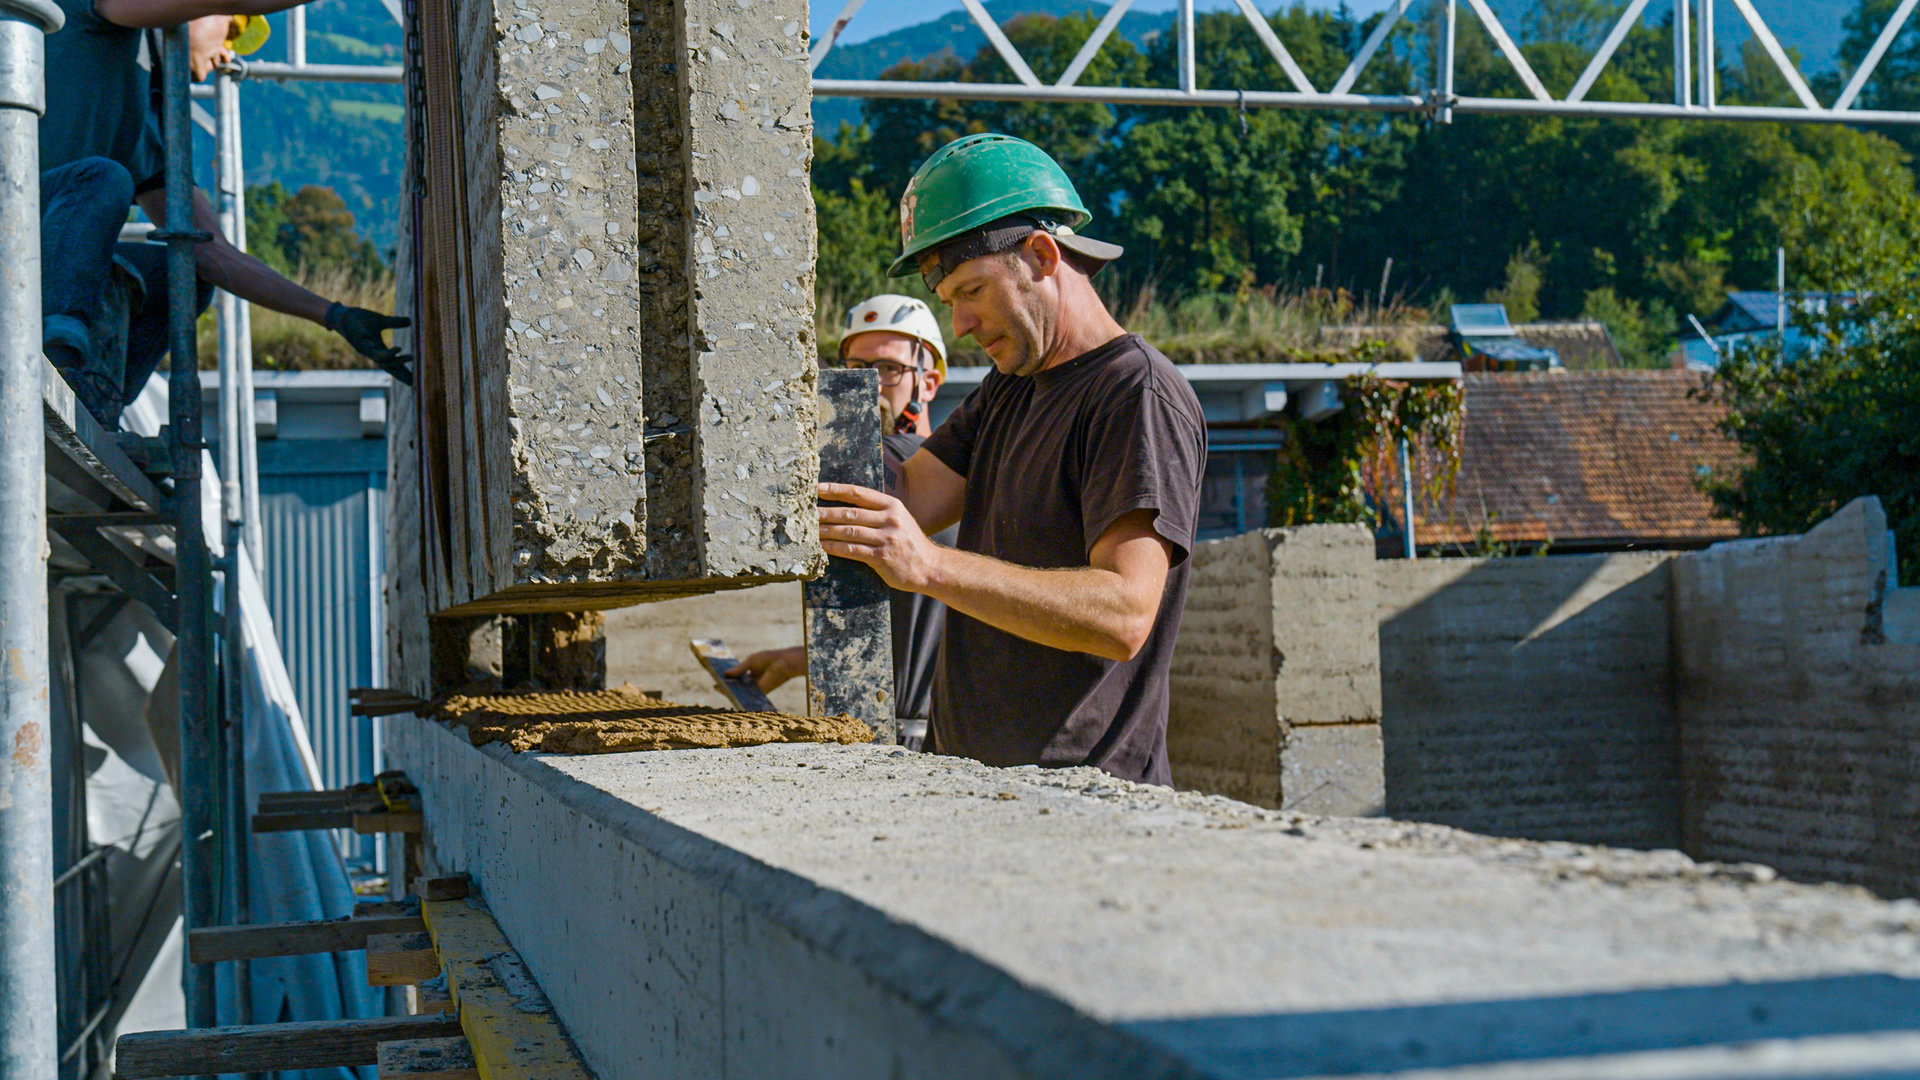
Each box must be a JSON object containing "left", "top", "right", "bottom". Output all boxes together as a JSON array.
[
  {"left": 159, "top": 22, "right": 218, "bottom": 1032},
  {"left": 213, "top": 69, "right": 254, "bottom": 1030},
  {"left": 0, "top": 0, "right": 63, "bottom": 1072}
]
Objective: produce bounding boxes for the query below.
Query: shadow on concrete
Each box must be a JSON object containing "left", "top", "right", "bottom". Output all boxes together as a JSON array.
[
  {"left": 1377, "top": 552, "right": 1680, "bottom": 850},
  {"left": 1122, "top": 973, "right": 1920, "bottom": 1078}
]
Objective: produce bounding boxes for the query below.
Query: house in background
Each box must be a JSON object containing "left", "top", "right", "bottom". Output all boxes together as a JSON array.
[
  {"left": 1681, "top": 291, "right": 1850, "bottom": 370},
  {"left": 1317, "top": 313, "right": 1621, "bottom": 371},
  {"left": 1391, "top": 370, "right": 1747, "bottom": 556}
]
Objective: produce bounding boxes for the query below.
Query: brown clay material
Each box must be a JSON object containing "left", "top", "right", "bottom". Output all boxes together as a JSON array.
[{"left": 437, "top": 687, "right": 872, "bottom": 755}]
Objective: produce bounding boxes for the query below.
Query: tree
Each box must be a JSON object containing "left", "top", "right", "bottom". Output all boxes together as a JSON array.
[
  {"left": 1486, "top": 246, "right": 1544, "bottom": 323},
  {"left": 1581, "top": 286, "right": 1676, "bottom": 368},
  {"left": 1700, "top": 150, "right": 1920, "bottom": 582},
  {"left": 245, "top": 181, "right": 386, "bottom": 281}
]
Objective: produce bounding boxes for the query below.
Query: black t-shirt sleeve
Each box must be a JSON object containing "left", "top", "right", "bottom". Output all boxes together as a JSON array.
[
  {"left": 921, "top": 378, "right": 984, "bottom": 479},
  {"left": 1078, "top": 382, "right": 1206, "bottom": 566}
]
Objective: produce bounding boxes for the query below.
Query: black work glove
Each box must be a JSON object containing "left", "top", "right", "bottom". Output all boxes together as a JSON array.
[{"left": 325, "top": 302, "right": 414, "bottom": 387}]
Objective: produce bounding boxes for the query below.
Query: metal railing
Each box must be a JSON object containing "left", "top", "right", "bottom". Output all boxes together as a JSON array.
[
  {"left": 809, "top": 0, "right": 1920, "bottom": 127},
  {"left": 0, "top": 0, "right": 66, "bottom": 1072}
]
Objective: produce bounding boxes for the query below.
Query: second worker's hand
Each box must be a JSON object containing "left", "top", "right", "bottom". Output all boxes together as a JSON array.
[
  {"left": 326, "top": 302, "right": 415, "bottom": 387},
  {"left": 817, "top": 482, "right": 942, "bottom": 592},
  {"left": 725, "top": 646, "right": 806, "bottom": 694}
]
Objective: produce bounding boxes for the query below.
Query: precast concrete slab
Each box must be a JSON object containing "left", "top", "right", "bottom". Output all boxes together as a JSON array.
[{"left": 386, "top": 714, "right": 1920, "bottom": 1080}]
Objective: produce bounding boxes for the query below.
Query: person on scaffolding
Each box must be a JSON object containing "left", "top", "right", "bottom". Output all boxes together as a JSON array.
[
  {"left": 39, "top": 2, "right": 411, "bottom": 430},
  {"left": 811, "top": 134, "right": 1206, "bottom": 786},
  {"left": 728, "top": 294, "right": 955, "bottom": 750}
]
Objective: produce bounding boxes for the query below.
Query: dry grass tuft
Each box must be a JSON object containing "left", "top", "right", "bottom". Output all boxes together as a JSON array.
[{"left": 816, "top": 281, "right": 1435, "bottom": 367}]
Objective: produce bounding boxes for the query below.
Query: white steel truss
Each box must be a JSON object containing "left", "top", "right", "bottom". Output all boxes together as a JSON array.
[{"left": 809, "top": 0, "right": 1920, "bottom": 126}]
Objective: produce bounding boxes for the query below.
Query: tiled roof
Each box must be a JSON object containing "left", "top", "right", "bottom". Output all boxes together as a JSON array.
[{"left": 1411, "top": 371, "right": 1747, "bottom": 550}]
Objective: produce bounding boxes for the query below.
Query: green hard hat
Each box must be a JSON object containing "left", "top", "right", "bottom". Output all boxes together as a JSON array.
[{"left": 888, "top": 133, "right": 1096, "bottom": 278}]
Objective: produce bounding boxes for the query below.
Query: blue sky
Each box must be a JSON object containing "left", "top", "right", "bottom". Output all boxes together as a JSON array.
[{"left": 813, "top": 0, "right": 1404, "bottom": 46}]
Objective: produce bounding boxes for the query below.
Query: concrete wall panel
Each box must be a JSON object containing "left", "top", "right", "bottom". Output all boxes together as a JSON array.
[
  {"left": 393, "top": 0, "right": 823, "bottom": 618},
  {"left": 1169, "top": 525, "right": 1382, "bottom": 812},
  {"left": 1377, "top": 551, "right": 1679, "bottom": 848},
  {"left": 384, "top": 714, "right": 1920, "bottom": 1078},
  {"left": 1674, "top": 496, "right": 1920, "bottom": 897}
]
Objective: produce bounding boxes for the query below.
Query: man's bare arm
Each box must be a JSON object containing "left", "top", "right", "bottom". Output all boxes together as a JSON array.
[
  {"left": 818, "top": 484, "right": 1171, "bottom": 662},
  {"left": 133, "top": 186, "right": 332, "bottom": 323},
  {"left": 894, "top": 448, "right": 965, "bottom": 536},
  {"left": 97, "top": 0, "right": 302, "bottom": 29}
]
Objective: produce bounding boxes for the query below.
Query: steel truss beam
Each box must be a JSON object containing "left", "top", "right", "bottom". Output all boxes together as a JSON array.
[{"left": 809, "top": 0, "right": 1920, "bottom": 127}]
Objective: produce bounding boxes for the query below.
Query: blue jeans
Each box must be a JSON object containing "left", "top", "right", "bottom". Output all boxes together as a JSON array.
[
  {"left": 118, "top": 239, "right": 214, "bottom": 406},
  {"left": 39, "top": 157, "right": 133, "bottom": 406}
]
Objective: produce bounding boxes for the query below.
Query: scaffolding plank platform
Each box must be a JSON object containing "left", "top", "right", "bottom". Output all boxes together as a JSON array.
[
  {"left": 378, "top": 1036, "right": 479, "bottom": 1079},
  {"left": 367, "top": 931, "right": 441, "bottom": 986},
  {"left": 253, "top": 808, "right": 355, "bottom": 832},
  {"left": 42, "top": 355, "right": 162, "bottom": 512},
  {"left": 187, "top": 912, "right": 427, "bottom": 964},
  {"left": 113, "top": 1013, "right": 462, "bottom": 1077},
  {"left": 422, "top": 896, "right": 592, "bottom": 1080}
]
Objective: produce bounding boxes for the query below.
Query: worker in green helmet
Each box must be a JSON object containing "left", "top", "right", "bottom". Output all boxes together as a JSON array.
[{"left": 814, "top": 133, "right": 1207, "bottom": 786}]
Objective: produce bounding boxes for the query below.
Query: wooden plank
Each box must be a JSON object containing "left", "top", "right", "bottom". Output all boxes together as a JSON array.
[
  {"left": 408, "top": 981, "right": 455, "bottom": 1015},
  {"left": 368, "top": 931, "right": 441, "bottom": 986},
  {"left": 805, "top": 369, "right": 896, "bottom": 743},
  {"left": 411, "top": 873, "right": 470, "bottom": 902},
  {"left": 354, "top": 811, "right": 425, "bottom": 835},
  {"left": 690, "top": 638, "right": 777, "bottom": 712},
  {"left": 254, "top": 808, "right": 355, "bottom": 832},
  {"left": 354, "top": 698, "right": 434, "bottom": 717},
  {"left": 378, "top": 1036, "right": 479, "bottom": 1079},
  {"left": 188, "top": 913, "right": 426, "bottom": 964},
  {"left": 259, "top": 790, "right": 384, "bottom": 813},
  {"left": 422, "top": 897, "right": 594, "bottom": 1080},
  {"left": 259, "top": 791, "right": 354, "bottom": 809},
  {"left": 114, "top": 1013, "right": 461, "bottom": 1077}
]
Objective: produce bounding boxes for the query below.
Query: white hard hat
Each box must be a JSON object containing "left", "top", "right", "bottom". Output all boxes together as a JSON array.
[{"left": 840, "top": 294, "right": 947, "bottom": 377}]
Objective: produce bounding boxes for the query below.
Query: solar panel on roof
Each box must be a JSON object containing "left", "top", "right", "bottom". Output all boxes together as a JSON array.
[{"left": 1450, "top": 303, "right": 1514, "bottom": 336}]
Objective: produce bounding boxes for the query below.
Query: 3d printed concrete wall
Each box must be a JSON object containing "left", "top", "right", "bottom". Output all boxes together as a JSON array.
[{"left": 388, "top": 0, "right": 822, "bottom": 648}]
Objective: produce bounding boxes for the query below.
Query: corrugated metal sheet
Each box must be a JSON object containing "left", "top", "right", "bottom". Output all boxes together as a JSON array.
[{"left": 257, "top": 441, "right": 387, "bottom": 864}]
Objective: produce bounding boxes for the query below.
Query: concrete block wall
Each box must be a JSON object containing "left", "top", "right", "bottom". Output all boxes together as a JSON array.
[
  {"left": 383, "top": 714, "right": 1920, "bottom": 1079},
  {"left": 1376, "top": 552, "right": 1681, "bottom": 849},
  {"left": 390, "top": 0, "right": 822, "bottom": 634},
  {"left": 1167, "top": 525, "right": 1384, "bottom": 814},
  {"left": 1674, "top": 496, "right": 1920, "bottom": 897},
  {"left": 629, "top": 0, "right": 822, "bottom": 586}
]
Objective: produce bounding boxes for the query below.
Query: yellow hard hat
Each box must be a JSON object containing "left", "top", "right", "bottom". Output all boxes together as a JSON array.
[{"left": 227, "top": 14, "right": 271, "bottom": 56}]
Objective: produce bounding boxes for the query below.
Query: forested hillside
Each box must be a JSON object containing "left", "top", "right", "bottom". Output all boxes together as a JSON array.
[
  {"left": 812, "top": 0, "right": 1919, "bottom": 366},
  {"left": 234, "top": 0, "right": 403, "bottom": 251}
]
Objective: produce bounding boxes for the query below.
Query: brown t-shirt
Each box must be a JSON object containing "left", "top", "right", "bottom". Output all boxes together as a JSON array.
[{"left": 919, "top": 333, "right": 1206, "bottom": 784}]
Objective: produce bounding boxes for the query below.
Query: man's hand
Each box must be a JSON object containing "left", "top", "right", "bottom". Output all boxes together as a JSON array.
[
  {"left": 187, "top": 14, "right": 234, "bottom": 80},
  {"left": 724, "top": 646, "right": 806, "bottom": 694},
  {"left": 326, "top": 303, "right": 414, "bottom": 386},
  {"left": 817, "top": 482, "right": 944, "bottom": 591}
]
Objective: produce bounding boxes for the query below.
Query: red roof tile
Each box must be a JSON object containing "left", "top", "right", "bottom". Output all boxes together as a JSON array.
[{"left": 1410, "top": 371, "right": 1747, "bottom": 550}]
